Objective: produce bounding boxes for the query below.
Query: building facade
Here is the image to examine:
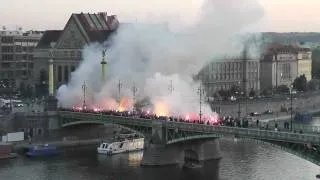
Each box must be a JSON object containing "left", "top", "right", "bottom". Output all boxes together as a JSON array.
[
  {"left": 297, "top": 48, "right": 312, "bottom": 81},
  {"left": 200, "top": 57, "right": 260, "bottom": 96},
  {"left": 33, "top": 12, "right": 119, "bottom": 95},
  {"left": 260, "top": 43, "right": 312, "bottom": 90},
  {"left": 0, "top": 29, "right": 43, "bottom": 92}
]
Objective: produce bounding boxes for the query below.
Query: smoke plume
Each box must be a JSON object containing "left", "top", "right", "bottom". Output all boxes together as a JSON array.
[{"left": 56, "top": 0, "right": 264, "bottom": 118}]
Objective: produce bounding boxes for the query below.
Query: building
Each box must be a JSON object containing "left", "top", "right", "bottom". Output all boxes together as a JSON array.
[
  {"left": 33, "top": 30, "right": 62, "bottom": 95},
  {"left": 0, "top": 29, "right": 43, "bottom": 92},
  {"left": 33, "top": 12, "right": 119, "bottom": 94},
  {"left": 260, "top": 43, "right": 312, "bottom": 91},
  {"left": 199, "top": 56, "right": 260, "bottom": 97},
  {"left": 297, "top": 47, "right": 312, "bottom": 81}
]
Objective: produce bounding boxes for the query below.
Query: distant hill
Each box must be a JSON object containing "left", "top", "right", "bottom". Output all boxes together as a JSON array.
[{"left": 262, "top": 32, "right": 320, "bottom": 44}]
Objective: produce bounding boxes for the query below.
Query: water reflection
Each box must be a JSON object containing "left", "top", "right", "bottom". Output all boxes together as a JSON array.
[
  {"left": 0, "top": 139, "right": 319, "bottom": 180},
  {"left": 96, "top": 151, "right": 221, "bottom": 180}
]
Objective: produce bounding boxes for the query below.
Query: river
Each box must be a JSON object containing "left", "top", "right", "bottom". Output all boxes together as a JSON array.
[{"left": 0, "top": 138, "right": 318, "bottom": 180}]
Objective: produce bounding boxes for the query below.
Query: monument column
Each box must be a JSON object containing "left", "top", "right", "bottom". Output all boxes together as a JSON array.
[{"left": 47, "top": 51, "right": 58, "bottom": 111}]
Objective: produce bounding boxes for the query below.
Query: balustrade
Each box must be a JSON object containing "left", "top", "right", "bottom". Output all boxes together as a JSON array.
[{"left": 59, "top": 111, "right": 320, "bottom": 144}]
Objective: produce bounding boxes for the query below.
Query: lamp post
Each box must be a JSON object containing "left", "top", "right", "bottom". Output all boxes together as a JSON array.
[
  {"left": 290, "top": 84, "right": 293, "bottom": 131},
  {"left": 198, "top": 82, "right": 205, "bottom": 122},
  {"left": 132, "top": 82, "right": 138, "bottom": 113},
  {"left": 82, "top": 81, "right": 87, "bottom": 110}
]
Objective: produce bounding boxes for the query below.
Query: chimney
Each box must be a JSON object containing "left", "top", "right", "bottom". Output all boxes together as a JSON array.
[{"left": 98, "top": 12, "right": 108, "bottom": 21}]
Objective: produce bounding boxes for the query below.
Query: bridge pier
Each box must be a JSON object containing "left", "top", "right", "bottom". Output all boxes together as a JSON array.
[
  {"left": 141, "top": 121, "right": 221, "bottom": 166},
  {"left": 141, "top": 143, "right": 183, "bottom": 166},
  {"left": 183, "top": 139, "right": 221, "bottom": 162}
]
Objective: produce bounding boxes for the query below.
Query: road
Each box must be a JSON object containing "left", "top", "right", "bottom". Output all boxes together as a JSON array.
[{"left": 212, "top": 92, "right": 320, "bottom": 119}]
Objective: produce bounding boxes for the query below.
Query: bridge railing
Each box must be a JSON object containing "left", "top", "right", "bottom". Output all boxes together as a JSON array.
[
  {"left": 167, "top": 121, "right": 320, "bottom": 144},
  {"left": 59, "top": 111, "right": 153, "bottom": 127},
  {"left": 59, "top": 111, "right": 320, "bottom": 144}
]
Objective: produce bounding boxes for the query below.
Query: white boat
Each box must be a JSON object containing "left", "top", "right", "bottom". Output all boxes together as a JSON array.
[{"left": 97, "top": 138, "right": 144, "bottom": 155}]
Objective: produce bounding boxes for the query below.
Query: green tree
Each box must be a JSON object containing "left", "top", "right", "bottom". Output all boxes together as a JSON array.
[
  {"left": 293, "top": 74, "right": 307, "bottom": 91},
  {"left": 230, "top": 85, "right": 240, "bottom": 95},
  {"left": 277, "top": 85, "right": 289, "bottom": 93},
  {"left": 249, "top": 88, "right": 256, "bottom": 97},
  {"left": 307, "top": 79, "right": 320, "bottom": 91}
]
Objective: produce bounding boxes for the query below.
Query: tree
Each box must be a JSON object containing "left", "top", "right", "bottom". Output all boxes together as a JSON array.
[
  {"left": 307, "top": 79, "right": 320, "bottom": 91},
  {"left": 277, "top": 85, "right": 289, "bottom": 93},
  {"left": 249, "top": 88, "right": 256, "bottom": 97},
  {"left": 261, "top": 88, "right": 272, "bottom": 96},
  {"left": 230, "top": 85, "right": 240, "bottom": 95},
  {"left": 293, "top": 74, "right": 307, "bottom": 91}
]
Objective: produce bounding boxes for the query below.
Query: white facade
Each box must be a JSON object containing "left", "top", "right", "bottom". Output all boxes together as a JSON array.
[{"left": 200, "top": 58, "right": 260, "bottom": 96}]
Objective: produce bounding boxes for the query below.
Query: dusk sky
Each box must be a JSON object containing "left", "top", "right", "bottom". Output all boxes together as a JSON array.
[{"left": 0, "top": 0, "right": 319, "bottom": 32}]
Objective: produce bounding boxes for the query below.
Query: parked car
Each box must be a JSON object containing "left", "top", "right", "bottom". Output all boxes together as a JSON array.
[
  {"left": 264, "top": 109, "right": 273, "bottom": 114},
  {"left": 250, "top": 112, "right": 260, "bottom": 116}
]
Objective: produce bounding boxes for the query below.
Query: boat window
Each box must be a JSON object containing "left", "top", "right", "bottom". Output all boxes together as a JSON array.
[
  {"left": 120, "top": 143, "right": 124, "bottom": 148},
  {"left": 102, "top": 144, "right": 105, "bottom": 148}
]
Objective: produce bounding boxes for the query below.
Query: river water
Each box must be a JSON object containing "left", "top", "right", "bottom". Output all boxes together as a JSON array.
[{"left": 0, "top": 138, "right": 318, "bottom": 180}]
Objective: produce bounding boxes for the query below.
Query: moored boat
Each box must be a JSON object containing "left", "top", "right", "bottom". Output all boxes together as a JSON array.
[
  {"left": 25, "top": 144, "right": 59, "bottom": 157},
  {"left": 97, "top": 136, "right": 144, "bottom": 155},
  {"left": 0, "top": 143, "right": 17, "bottom": 159}
]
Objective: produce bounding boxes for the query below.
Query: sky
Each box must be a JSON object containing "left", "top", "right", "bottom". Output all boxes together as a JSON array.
[{"left": 0, "top": 0, "right": 319, "bottom": 32}]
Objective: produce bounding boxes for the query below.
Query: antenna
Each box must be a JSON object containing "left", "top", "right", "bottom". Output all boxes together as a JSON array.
[
  {"left": 117, "top": 80, "right": 122, "bottom": 103},
  {"left": 197, "top": 82, "right": 205, "bottom": 122},
  {"left": 168, "top": 80, "right": 174, "bottom": 95},
  {"left": 132, "top": 82, "right": 138, "bottom": 112},
  {"left": 242, "top": 43, "right": 249, "bottom": 115},
  {"left": 82, "top": 81, "right": 87, "bottom": 110}
]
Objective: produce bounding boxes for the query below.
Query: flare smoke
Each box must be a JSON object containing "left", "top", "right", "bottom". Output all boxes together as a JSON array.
[{"left": 56, "top": 0, "right": 264, "bottom": 116}]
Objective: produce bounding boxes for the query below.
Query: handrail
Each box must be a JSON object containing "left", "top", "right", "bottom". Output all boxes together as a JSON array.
[{"left": 59, "top": 111, "right": 320, "bottom": 144}]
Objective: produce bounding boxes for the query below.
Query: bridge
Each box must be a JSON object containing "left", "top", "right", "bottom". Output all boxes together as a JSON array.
[{"left": 59, "top": 111, "right": 320, "bottom": 166}]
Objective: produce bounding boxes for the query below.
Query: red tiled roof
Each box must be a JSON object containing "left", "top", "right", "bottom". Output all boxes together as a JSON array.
[
  {"left": 264, "top": 42, "right": 311, "bottom": 54},
  {"left": 74, "top": 12, "right": 119, "bottom": 43}
]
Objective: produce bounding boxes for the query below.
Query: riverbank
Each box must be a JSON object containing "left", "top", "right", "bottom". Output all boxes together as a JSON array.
[{"left": 12, "top": 137, "right": 113, "bottom": 154}]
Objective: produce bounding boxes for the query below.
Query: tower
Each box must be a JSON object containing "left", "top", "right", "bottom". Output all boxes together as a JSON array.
[
  {"left": 101, "top": 50, "right": 107, "bottom": 82},
  {"left": 48, "top": 59, "right": 54, "bottom": 96},
  {"left": 47, "top": 51, "right": 57, "bottom": 111}
]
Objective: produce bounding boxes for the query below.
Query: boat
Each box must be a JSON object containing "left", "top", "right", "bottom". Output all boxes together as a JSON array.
[
  {"left": 0, "top": 143, "right": 17, "bottom": 159},
  {"left": 183, "top": 162, "right": 203, "bottom": 169},
  {"left": 25, "top": 144, "right": 59, "bottom": 157},
  {"left": 97, "top": 136, "right": 144, "bottom": 155}
]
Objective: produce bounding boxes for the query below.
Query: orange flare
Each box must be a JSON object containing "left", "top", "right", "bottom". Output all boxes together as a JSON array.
[
  {"left": 118, "top": 96, "right": 132, "bottom": 112},
  {"left": 154, "top": 101, "right": 170, "bottom": 116}
]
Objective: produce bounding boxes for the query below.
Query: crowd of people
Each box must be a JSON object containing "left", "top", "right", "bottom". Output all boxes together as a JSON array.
[{"left": 59, "top": 107, "right": 253, "bottom": 128}]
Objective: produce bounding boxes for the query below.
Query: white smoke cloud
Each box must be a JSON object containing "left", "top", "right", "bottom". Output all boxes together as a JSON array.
[{"left": 56, "top": 0, "right": 264, "bottom": 117}]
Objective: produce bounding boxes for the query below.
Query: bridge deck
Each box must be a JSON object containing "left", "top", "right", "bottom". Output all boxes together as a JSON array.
[{"left": 59, "top": 111, "right": 320, "bottom": 145}]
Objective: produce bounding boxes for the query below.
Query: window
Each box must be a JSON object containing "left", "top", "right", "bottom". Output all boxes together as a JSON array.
[
  {"left": 1, "top": 63, "right": 11, "bottom": 68},
  {"left": 58, "top": 66, "right": 62, "bottom": 82},
  {"left": 64, "top": 66, "right": 69, "bottom": 82},
  {"left": 71, "top": 66, "right": 75, "bottom": 72},
  {"left": 1, "top": 46, "right": 14, "bottom": 52},
  {"left": 2, "top": 54, "right": 13, "bottom": 60},
  {"left": 8, "top": 71, "right": 14, "bottom": 77},
  {"left": 77, "top": 51, "right": 82, "bottom": 58},
  {"left": 1, "top": 36, "right": 13, "bottom": 43},
  {"left": 28, "top": 55, "right": 33, "bottom": 60}
]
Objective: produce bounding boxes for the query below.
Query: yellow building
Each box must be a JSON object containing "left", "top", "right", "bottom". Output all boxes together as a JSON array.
[
  {"left": 260, "top": 43, "right": 312, "bottom": 91},
  {"left": 297, "top": 48, "right": 312, "bottom": 81}
]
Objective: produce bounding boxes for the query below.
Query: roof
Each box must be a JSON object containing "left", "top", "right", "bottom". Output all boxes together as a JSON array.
[
  {"left": 264, "top": 42, "right": 311, "bottom": 55},
  {"left": 36, "top": 30, "right": 62, "bottom": 48},
  {"left": 74, "top": 12, "right": 119, "bottom": 43}
]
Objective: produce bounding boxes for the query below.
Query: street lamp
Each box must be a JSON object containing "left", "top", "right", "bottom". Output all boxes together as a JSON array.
[{"left": 290, "top": 84, "right": 293, "bottom": 131}]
